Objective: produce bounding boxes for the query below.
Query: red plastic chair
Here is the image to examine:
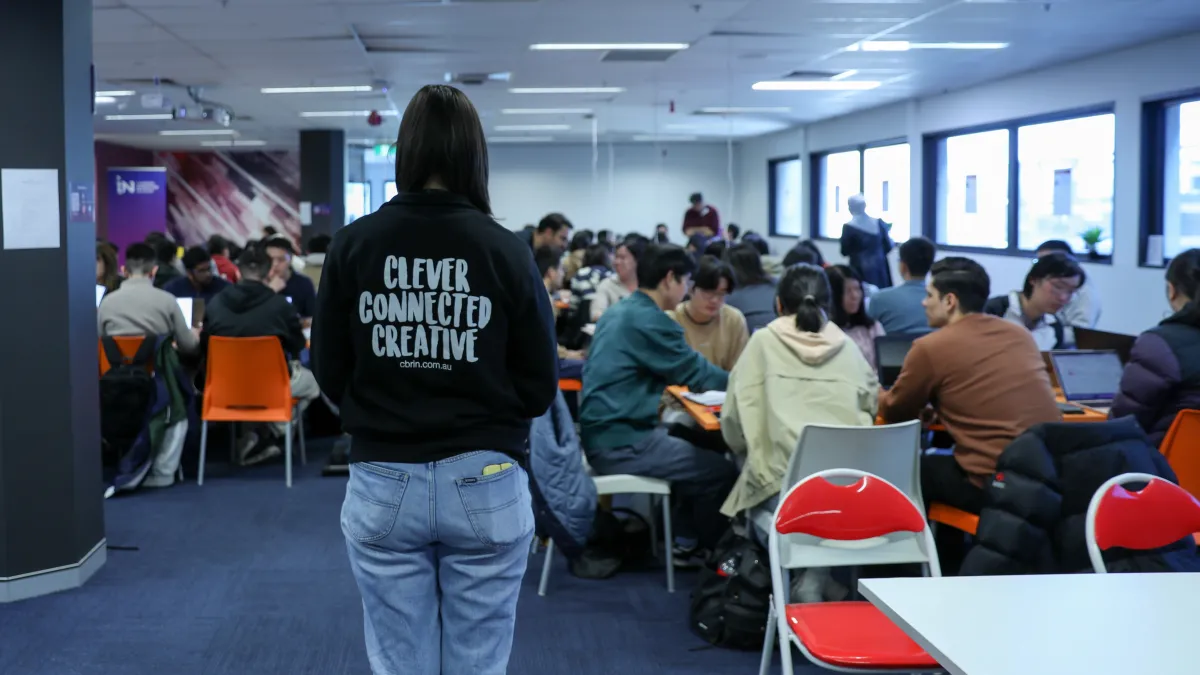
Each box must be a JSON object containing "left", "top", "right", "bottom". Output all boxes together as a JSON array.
[
  {"left": 198, "top": 336, "right": 306, "bottom": 487},
  {"left": 1085, "top": 472, "right": 1200, "bottom": 573},
  {"left": 761, "top": 469, "right": 942, "bottom": 675}
]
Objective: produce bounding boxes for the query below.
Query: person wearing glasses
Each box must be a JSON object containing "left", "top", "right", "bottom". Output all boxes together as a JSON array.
[{"left": 983, "top": 252, "right": 1085, "bottom": 350}]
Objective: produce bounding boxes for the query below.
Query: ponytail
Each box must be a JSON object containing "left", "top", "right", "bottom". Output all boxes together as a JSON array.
[
  {"left": 777, "top": 263, "right": 831, "bottom": 333},
  {"left": 795, "top": 294, "right": 824, "bottom": 333}
]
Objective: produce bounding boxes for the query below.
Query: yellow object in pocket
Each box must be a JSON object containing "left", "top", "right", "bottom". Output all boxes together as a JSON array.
[{"left": 482, "top": 463, "right": 513, "bottom": 476}]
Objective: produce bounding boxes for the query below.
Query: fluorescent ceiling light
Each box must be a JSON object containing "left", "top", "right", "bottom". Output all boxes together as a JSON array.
[
  {"left": 95, "top": 90, "right": 135, "bottom": 97},
  {"left": 299, "top": 110, "right": 399, "bottom": 118},
  {"left": 501, "top": 108, "right": 593, "bottom": 115},
  {"left": 509, "top": 87, "right": 624, "bottom": 94},
  {"left": 847, "top": 41, "right": 1007, "bottom": 52},
  {"left": 488, "top": 136, "right": 555, "bottom": 143},
  {"left": 530, "top": 43, "right": 688, "bottom": 51},
  {"left": 94, "top": 96, "right": 117, "bottom": 105},
  {"left": 633, "top": 134, "right": 697, "bottom": 142},
  {"left": 104, "top": 113, "right": 174, "bottom": 121},
  {"left": 752, "top": 80, "right": 881, "bottom": 91},
  {"left": 159, "top": 129, "right": 238, "bottom": 136},
  {"left": 698, "top": 106, "right": 791, "bottom": 114},
  {"left": 261, "top": 85, "right": 373, "bottom": 94},
  {"left": 494, "top": 124, "right": 570, "bottom": 131},
  {"left": 201, "top": 140, "right": 267, "bottom": 147}
]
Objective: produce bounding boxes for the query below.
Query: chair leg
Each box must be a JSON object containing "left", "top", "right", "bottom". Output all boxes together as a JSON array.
[
  {"left": 530, "top": 537, "right": 541, "bottom": 555},
  {"left": 778, "top": 607, "right": 795, "bottom": 675},
  {"left": 228, "top": 422, "right": 236, "bottom": 465},
  {"left": 758, "top": 601, "right": 776, "bottom": 675},
  {"left": 296, "top": 406, "right": 307, "bottom": 466},
  {"left": 662, "top": 492, "right": 675, "bottom": 593},
  {"left": 285, "top": 424, "right": 293, "bottom": 488},
  {"left": 198, "top": 421, "right": 208, "bottom": 486},
  {"left": 538, "top": 538, "right": 555, "bottom": 596}
]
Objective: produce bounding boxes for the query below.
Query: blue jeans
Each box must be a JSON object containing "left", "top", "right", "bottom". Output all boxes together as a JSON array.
[{"left": 341, "top": 451, "right": 535, "bottom": 675}]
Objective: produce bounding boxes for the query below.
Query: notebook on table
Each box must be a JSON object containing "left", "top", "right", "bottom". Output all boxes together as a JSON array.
[{"left": 1050, "top": 350, "right": 1124, "bottom": 412}]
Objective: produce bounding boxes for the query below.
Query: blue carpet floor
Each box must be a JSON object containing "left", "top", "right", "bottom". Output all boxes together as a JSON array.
[{"left": 0, "top": 441, "right": 800, "bottom": 674}]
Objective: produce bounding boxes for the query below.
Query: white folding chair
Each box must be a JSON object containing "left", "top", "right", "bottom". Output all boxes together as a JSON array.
[
  {"left": 760, "top": 469, "right": 943, "bottom": 675},
  {"left": 784, "top": 420, "right": 923, "bottom": 505},
  {"left": 537, "top": 473, "right": 674, "bottom": 596}
]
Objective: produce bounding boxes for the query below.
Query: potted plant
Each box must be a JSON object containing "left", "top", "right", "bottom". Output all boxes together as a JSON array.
[{"left": 1080, "top": 226, "right": 1105, "bottom": 260}]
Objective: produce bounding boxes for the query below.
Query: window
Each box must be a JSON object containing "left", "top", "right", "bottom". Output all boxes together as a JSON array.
[
  {"left": 769, "top": 156, "right": 802, "bottom": 237},
  {"left": 384, "top": 181, "right": 398, "bottom": 202},
  {"left": 935, "top": 129, "right": 1010, "bottom": 249},
  {"left": 1163, "top": 100, "right": 1200, "bottom": 260},
  {"left": 1017, "top": 115, "right": 1115, "bottom": 255},
  {"left": 864, "top": 143, "right": 911, "bottom": 242},
  {"left": 817, "top": 150, "right": 861, "bottom": 239},
  {"left": 346, "top": 182, "right": 371, "bottom": 225}
]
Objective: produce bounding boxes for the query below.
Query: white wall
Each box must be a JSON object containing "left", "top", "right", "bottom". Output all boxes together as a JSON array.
[
  {"left": 363, "top": 143, "right": 737, "bottom": 240},
  {"left": 735, "top": 31, "right": 1200, "bottom": 336}
]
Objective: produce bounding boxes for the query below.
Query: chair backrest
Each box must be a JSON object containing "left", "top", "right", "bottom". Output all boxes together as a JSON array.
[
  {"left": 203, "top": 336, "right": 292, "bottom": 417},
  {"left": 783, "top": 420, "right": 923, "bottom": 508},
  {"left": 1084, "top": 472, "right": 1200, "bottom": 573},
  {"left": 769, "top": 468, "right": 941, "bottom": 573},
  {"left": 98, "top": 336, "right": 153, "bottom": 375},
  {"left": 1160, "top": 410, "right": 1200, "bottom": 498}
]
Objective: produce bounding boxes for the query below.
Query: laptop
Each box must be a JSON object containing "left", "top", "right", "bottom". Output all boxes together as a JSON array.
[
  {"left": 95, "top": 284, "right": 106, "bottom": 308},
  {"left": 1050, "top": 350, "right": 1124, "bottom": 411},
  {"left": 176, "top": 297, "right": 206, "bottom": 330},
  {"left": 1074, "top": 327, "right": 1136, "bottom": 364},
  {"left": 177, "top": 298, "right": 194, "bottom": 330},
  {"left": 875, "top": 334, "right": 918, "bottom": 388}
]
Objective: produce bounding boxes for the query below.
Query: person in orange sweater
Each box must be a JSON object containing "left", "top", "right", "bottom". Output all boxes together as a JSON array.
[{"left": 878, "top": 257, "right": 1059, "bottom": 573}]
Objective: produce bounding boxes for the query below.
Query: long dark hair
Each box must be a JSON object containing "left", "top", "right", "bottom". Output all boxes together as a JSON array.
[
  {"left": 726, "top": 242, "right": 773, "bottom": 287},
  {"left": 1166, "top": 248, "right": 1200, "bottom": 328},
  {"left": 777, "top": 263, "right": 831, "bottom": 333},
  {"left": 826, "top": 264, "right": 874, "bottom": 328},
  {"left": 96, "top": 241, "right": 120, "bottom": 292},
  {"left": 395, "top": 84, "right": 490, "bottom": 214}
]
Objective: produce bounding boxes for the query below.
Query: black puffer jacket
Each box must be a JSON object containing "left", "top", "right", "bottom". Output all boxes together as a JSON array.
[{"left": 960, "top": 417, "right": 1200, "bottom": 576}]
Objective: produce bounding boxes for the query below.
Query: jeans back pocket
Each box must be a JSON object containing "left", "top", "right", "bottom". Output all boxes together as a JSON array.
[
  {"left": 456, "top": 465, "right": 532, "bottom": 549},
  {"left": 342, "top": 462, "right": 409, "bottom": 544}
]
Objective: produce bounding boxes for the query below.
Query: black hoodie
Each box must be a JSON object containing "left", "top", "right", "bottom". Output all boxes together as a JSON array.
[
  {"left": 312, "top": 191, "right": 558, "bottom": 465},
  {"left": 202, "top": 280, "right": 307, "bottom": 363}
]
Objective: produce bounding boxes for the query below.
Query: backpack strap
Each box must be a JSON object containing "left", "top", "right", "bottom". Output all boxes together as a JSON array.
[
  {"left": 128, "top": 334, "right": 158, "bottom": 367},
  {"left": 100, "top": 336, "right": 126, "bottom": 368},
  {"left": 1051, "top": 316, "right": 1066, "bottom": 350}
]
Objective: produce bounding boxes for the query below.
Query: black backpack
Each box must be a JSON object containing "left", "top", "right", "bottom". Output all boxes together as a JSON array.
[
  {"left": 689, "top": 528, "right": 772, "bottom": 651},
  {"left": 99, "top": 336, "right": 158, "bottom": 461}
]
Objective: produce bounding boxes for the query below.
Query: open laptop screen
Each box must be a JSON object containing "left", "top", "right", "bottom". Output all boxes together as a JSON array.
[
  {"left": 1051, "top": 351, "right": 1124, "bottom": 402},
  {"left": 96, "top": 284, "right": 106, "bottom": 308},
  {"left": 177, "top": 298, "right": 194, "bottom": 330},
  {"left": 875, "top": 334, "right": 917, "bottom": 388}
]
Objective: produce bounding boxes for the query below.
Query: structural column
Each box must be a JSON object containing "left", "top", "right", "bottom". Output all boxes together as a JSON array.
[
  {"left": 299, "top": 129, "right": 346, "bottom": 243},
  {"left": 0, "top": 0, "right": 106, "bottom": 601}
]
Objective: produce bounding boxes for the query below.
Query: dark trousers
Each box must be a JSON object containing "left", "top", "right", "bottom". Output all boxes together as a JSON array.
[{"left": 920, "top": 451, "right": 986, "bottom": 576}]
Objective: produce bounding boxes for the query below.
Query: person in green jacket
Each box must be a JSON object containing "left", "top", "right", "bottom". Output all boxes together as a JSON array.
[{"left": 580, "top": 243, "right": 737, "bottom": 562}]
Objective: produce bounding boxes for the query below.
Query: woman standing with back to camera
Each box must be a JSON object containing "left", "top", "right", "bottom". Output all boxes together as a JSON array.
[{"left": 311, "top": 85, "right": 559, "bottom": 675}]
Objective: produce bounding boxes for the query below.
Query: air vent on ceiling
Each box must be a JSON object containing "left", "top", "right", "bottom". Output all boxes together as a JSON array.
[
  {"left": 601, "top": 50, "right": 679, "bottom": 63},
  {"left": 108, "top": 78, "right": 184, "bottom": 87},
  {"left": 783, "top": 70, "right": 842, "bottom": 80},
  {"left": 362, "top": 38, "right": 456, "bottom": 54},
  {"left": 445, "top": 72, "right": 510, "bottom": 86},
  {"left": 710, "top": 30, "right": 802, "bottom": 38}
]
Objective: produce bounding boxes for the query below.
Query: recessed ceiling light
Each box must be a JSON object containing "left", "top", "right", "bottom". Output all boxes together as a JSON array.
[
  {"left": 94, "top": 96, "right": 118, "bottom": 105},
  {"left": 159, "top": 129, "right": 239, "bottom": 136},
  {"left": 632, "top": 134, "right": 697, "bottom": 142},
  {"left": 847, "top": 41, "right": 1007, "bottom": 52},
  {"left": 501, "top": 108, "right": 593, "bottom": 115},
  {"left": 494, "top": 124, "right": 570, "bottom": 132},
  {"left": 104, "top": 113, "right": 174, "bottom": 121},
  {"left": 529, "top": 43, "right": 688, "bottom": 51},
  {"left": 95, "top": 90, "right": 135, "bottom": 97},
  {"left": 299, "top": 110, "right": 400, "bottom": 118},
  {"left": 201, "top": 140, "right": 267, "bottom": 147},
  {"left": 261, "top": 85, "right": 374, "bottom": 94},
  {"left": 509, "top": 87, "right": 625, "bottom": 94},
  {"left": 489, "top": 136, "right": 555, "bottom": 143},
  {"left": 752, "top": 80, "right": 881, "bottom": 91},
  {"left": 697, "top": 106, "right": 791, "bottom": 114}
]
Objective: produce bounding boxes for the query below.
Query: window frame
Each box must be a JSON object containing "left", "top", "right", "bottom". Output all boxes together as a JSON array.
[
  {"left": 809, "top": 137, "right": 907, "bottom": 242},
  {"left": 921, "top": 104, "right": 1116, "bottom": 262},
  {"left": 1140, "top": 89, "right": 1200, "bottom": 267},
  {"left": 767, "top": 154, "right": 803, "bottom": 238}
]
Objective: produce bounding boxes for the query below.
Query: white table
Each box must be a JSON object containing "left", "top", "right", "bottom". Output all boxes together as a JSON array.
[{"left": 859, "top": 574, "right": 1200, "bottom": 675}]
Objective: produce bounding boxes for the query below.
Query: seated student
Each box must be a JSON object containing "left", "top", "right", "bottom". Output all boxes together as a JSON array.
[
  {"left": 164, "top": 246, "right": 231, "bottom": 303},
  {"left": 983, "top": 252, "right": 1084, "bottom": 350},
  {"left": 1112, "top": 249, "right": 1200, "bottom": 446},
  {"left": 98, "top": 243, "right": 200, "bottom": 354},
  {"left": 590, "top": 234, "right": 647, "bottom": 321},
  {"left": 207, "top": 234, "right": 240, "bottom": 283},
  {"left": 563, "top": 229, "right": 593, "bottom": 280},
  {"left": 535, "top": 245, "right": 586, "bottom": 379},
  {"left": 151, "top": 239, "right": 183, "bottom": 289},
  {"left": 870, "top": 236, "right": 935, "bottom": 335},
  {"left": 263, "top": 236, "right": 317, "bottom": 326},
  {"left": 782, "top": 239, "right": 825, "bottom": 268},
  {"left": 879, "top": 257, "right": 1059, "bottom": 573},
  {"left": 569, "top": 243, "right": 613, "bottom": 303},
  {"left": 668, "top": 255, "right": 748, "bottom": 371},
  {"left": 725, "top": 243, "right": 778, "bottom": 334},
  {"left": 580, "top": 244, "right": 737, "bottom": 559},
  {"left": 96, "top": 241, "right": 123, "bottom": 295},
  {"left": 742, "top": 231, "right": 784, "bottom": 278},
  {"left": 1036, "top": 239, "right": 1100, "bottom": 328},
  {"left": 826, "top": 264, "right": 886, "bottom": 367},
  {"left": 685, "top": 232, "right": 709, "bottom": 260},
  {"left": 202, "top": 243, "right": 319, "bottom": 465}
]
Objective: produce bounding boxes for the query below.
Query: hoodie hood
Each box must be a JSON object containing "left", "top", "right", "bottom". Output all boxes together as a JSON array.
[
  {"left": 766, "top": 316, "right": 846, "bottom": 365},
  {"left": 219, "top": 281, "right": 280, "bottom": 315}
]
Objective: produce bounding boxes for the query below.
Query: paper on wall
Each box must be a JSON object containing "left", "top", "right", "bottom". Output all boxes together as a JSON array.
[
  {"left": 1146, "top": 235, "right": 1165, "bottom": 267},
  {"left": 299, "top": 201, "right": 313, "bottom": 225},
  {"left": 1, "top": 168, "right": 61, "bottom": 250}
]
